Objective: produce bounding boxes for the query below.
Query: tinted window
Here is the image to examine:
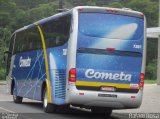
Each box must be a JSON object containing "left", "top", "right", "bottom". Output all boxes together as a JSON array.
[
  {"left": 9, "top": 34, "right": 15, "bottom": 54},
  {"left": 41, "top": 14, "right": 71, "bottom": 48},
  {"left": 14, "top": 30, "right": 26, "bottom": 54},
  {"left": 79, "top": 13, "right": 144, "bottom": 40},
  {"left": 27, "top": 27, "right": 42, "bottom": 51},
  {"left": 14, "top": 26, "right": 42, "bottom": 54},
  {"left": 6, "top": 34, "right": 15, "bottom": 75}
]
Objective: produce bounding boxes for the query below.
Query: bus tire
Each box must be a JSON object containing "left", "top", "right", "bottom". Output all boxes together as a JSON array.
[
  {"left": 43, "top": 88, "right": 56, "bottom": 113},
  {"left": 13, "top": 85, "right": 23, "bottom": 103},
  {"left": 91, "top": 107, "right": 112, "bottom": 116}
]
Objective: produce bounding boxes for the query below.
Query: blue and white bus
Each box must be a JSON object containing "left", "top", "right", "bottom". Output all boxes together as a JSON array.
[{"left": 5, "top": 6, "right": 146, "bottom": 115}]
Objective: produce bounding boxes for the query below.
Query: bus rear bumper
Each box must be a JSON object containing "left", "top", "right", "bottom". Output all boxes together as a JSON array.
[{"left": 67, "top": 86, "right": 143, "bottom": 109}]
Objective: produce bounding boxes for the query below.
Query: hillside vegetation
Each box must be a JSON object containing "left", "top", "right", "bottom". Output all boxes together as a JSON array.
[{"left": 0, "top": 0, "right": 159, "bottom": 80}]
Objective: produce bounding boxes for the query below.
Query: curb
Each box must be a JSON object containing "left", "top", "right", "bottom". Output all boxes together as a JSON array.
[
  {"left": 0, "top": 84, "right": 6, "bottom": 85},
  {"left": 0, "top": 81, "right": 6, "bottom": 85},
  {"left": 0, "top": 83, "right": 6, "bottom": 85}
]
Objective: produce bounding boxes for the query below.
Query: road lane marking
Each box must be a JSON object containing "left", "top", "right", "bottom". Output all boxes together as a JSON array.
[{"left": 0, "top": 106, "right": 15, "bottom": 113}]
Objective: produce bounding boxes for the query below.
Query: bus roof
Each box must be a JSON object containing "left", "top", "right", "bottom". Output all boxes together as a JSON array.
[
  {"left": 73, "top": 6, "right": 144, "bottom": 18},
  {"left": 14, "top": 6, "right": 144, "bottom": 34}
]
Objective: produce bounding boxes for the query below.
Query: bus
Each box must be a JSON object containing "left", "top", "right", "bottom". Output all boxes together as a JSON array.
[{"left": 5, "top": 6, "right": 146, "bottom": 115}]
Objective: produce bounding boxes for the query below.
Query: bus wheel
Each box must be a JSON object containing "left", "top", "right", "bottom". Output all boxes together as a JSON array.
[
  {"left": 13, "top": 85, "right": 23, "bottom": 103},
  {"left": 91, "top": 107, "right": 112, "bottom": 116},
  {"left": 43, "top": 88, "right": 56, "bottom": 113}
]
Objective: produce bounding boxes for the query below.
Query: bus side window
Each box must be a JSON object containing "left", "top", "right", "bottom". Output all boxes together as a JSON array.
[
  {"left": 27, "top": 27, "right": 42, "bottom": 51},
  {"left": 13, "top": 30, "right": 26, "bottom": 54},
  {"left": 41, "top": 14, "right": 71, "bottom": 48},
  {"left": 13, "top": 27, "right": 42, "bottom": 54},
  {"left": 6, "top": 34, "right": 15, "bottom": 75}
]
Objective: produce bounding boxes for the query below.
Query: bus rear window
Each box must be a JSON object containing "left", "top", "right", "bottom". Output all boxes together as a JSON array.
[{"left": 79, "top": 13, "right": 144, "bottom": 40}]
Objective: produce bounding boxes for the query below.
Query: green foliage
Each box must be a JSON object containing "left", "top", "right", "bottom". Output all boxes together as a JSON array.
[
  {"left": 144, "top": 79, "right": 156, "bottom": 84},
  {"left": 0, "top": 27, "right": 12, "bottom": 47},
  {"left": 146, "top": 59, "right": 157, "bottom": 80},
  {"left": 0, "top": 68, "right": 6, "bottom": 80},
  {"left": 0, "top": 0, "right": 159, "bottom": 80},
  {"left": 28, "top": 2, "right": 58, "bottom": 22},
  {"left": 122, "top": 0, "right": 158, "bottom": 27},
  {"left": 146, "top": 39, "right": 158, "bottom": 64},
  {"left": 0, "top": 0, "right": 16, "bottom": 27}
]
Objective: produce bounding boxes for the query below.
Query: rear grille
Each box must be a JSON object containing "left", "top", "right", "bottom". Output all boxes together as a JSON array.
[{"left": 54, "top": 69, "right": 66, "bottom": 99}]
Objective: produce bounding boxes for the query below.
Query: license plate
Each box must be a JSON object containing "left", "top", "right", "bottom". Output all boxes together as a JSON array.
[
  {"left": 101, "top": 86, "right": 116, "bottom": 92},
  {"left": 130, "top": 84, "right": 139, "bottom": 89},
  {"left": 98, "top": 94, "right": 117, "bottom": 98}
]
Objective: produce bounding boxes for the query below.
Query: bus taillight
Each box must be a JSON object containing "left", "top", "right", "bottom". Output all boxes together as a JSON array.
[
  {"left": 139, "top": 73, "right": 145, "bottom": 87},
  {"left": 69, "top": 68, "right": 76, "bottom": 82}
]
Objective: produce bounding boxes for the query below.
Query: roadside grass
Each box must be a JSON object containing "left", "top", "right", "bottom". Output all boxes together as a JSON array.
[{"left": 144, "top": 79, "right": 156, "bottom": 84}]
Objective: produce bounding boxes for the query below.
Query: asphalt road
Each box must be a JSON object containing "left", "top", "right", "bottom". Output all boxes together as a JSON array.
[{"left": 0, "top": 84, "right": 160, "bottom": 119}]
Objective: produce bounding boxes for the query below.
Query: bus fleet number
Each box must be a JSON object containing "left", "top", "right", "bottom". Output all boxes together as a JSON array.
[{"left": 133, "top": 45, "right": 142, "bottom": 49}]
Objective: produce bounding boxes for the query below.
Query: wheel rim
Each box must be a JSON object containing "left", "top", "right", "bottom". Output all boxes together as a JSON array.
[{"left": 44, "top": 90, "right": 48, "bottom": 108}]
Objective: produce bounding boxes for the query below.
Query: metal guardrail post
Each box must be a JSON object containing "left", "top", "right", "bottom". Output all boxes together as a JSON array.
[
  {"left": 158, "top": 36, "right": 160, "bottom": 85},
  {"left": 157, "top": 0, "right": 160, "bottom": 85}
]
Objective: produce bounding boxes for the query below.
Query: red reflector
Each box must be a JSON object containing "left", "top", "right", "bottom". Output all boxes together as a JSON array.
[
  {"left": 140, "top": 73, "right": 145, "bottom": 80},
  {"left": 79, "top": 93, "right": 84, "bottom": 95},
  {"left": 140, "top": 13, "right": 144, "bottom": 17},
  {"left": 69, "top": 68, "right": 76, "bottom": 82},
  {"left": 78, "top": 8, "right": 83, "bottom": 12},
  {"left": 106, "top": 48, "right": 115, "bottom": 51},
  {"left": 139, "top": 82, "right": 144, "bottom": 87},
  {"left": 131, "top": 96, "right": 136, "bottom": 99}
]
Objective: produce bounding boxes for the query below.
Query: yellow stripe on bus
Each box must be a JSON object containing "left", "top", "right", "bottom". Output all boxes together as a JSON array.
[
  {"left": 35, "top": 24, "right": 52, "bottom": 103},
  {"left": 76, "top": 81, "right": 131, "bottom": 89}
]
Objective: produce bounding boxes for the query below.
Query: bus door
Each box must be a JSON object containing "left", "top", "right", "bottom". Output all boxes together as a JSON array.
[{"left": 76, "top": 12, "right": 144, "bottom": 93}]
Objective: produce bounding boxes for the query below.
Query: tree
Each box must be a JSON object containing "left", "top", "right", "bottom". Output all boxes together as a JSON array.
[
  {"left": 146, "top": 59, "right": 157, "bottom": 79},
  {"left": 122, "top": 0, "right": 158, "bottom": 27},
  {"left": 0, "top": 0, "right": 159, "bottom": 80},
  {"left": 0, "top": 0, "right": 16, "bottom": 27}
]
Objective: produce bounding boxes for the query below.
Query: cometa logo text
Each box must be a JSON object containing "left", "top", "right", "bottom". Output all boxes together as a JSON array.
[
  {"left": 85, "top": 69, "right": 131, "bottom": 81},
  {"left": 19, "top": 56, "right": 31, "bottom": 67}
]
